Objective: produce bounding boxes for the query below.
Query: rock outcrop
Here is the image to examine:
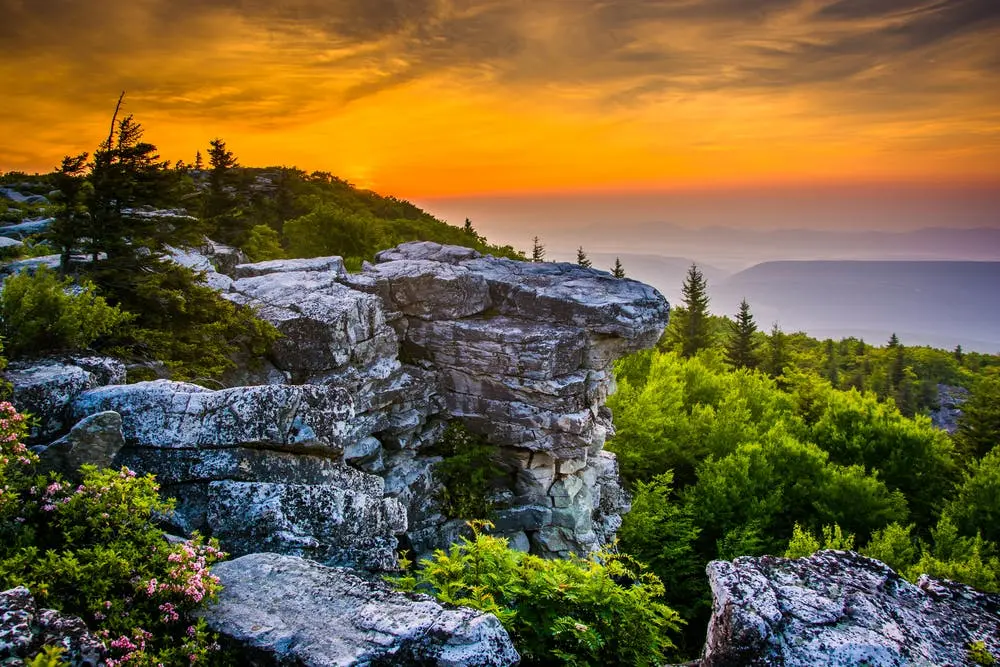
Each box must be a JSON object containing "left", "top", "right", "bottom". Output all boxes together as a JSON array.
[
  {"left": 0, "top": 586, "right": 105, "bottom": 666},
  {"left": 8, "top": 241, "right": 669, "bottom": 567},
  {"left": 702, "top": 550, "right": 1000, "bottom": 667},
  {"left": 931, "top": 383, "right": 969, "bottom": 434},
  {"left": 199, "top": 552, "right": 520, "bottom": 666}
]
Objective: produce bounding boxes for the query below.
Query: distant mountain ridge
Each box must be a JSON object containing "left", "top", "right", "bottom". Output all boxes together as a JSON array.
[{"left": 716, "top": 260, "right": 1000, "bottom": 352}]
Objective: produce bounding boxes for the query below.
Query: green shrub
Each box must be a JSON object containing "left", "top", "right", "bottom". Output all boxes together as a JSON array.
[
  {"left": 430, "top": 423, "right": 502, "bottom": 520},
  {"left": 783, "top": 523, "right": 855, "bottom": 559},
  {"left": 392, "top": 521, "right": 682, "bottom": 666},
  {"left": 241, "top": 224, "right": 285, "bottom": 262},
  {"left": 0, "top": 401, "right": 226, "bottom": 665},
  {"left": 0, "top": 267, "right": 132, "bottom": 358},
  {"left": 969, "top": 640, "right": 997, "bottom": 666}
]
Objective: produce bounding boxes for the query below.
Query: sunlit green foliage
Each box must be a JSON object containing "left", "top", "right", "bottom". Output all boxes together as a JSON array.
[
  {"left": 392, "top": 522, "right": 682, "bottom": 666},
  {"left": 610, "top": 346, "right": 995, "bottom": 653},
  {"left": 0, "top": 267, "right": 132, "bottom": 358},
  {"left": 784, "top": 523, "right": 855, "bottom": 558}
]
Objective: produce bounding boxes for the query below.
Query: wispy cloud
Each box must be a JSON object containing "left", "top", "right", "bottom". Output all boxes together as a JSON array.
[{"left": 0, "top": 0, "right": 997, "bottom": 192}]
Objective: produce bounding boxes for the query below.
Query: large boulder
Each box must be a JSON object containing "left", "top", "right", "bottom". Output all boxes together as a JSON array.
[
  {"left": 365, "top": 242, "right": 668, "bottom": 556},
  {"left": 0, "top": 586, "right": 105, "bottom": 666},
  {"left": 702, "top": 550, "right": 1000, "bottom": 667},
  {"left": 199, "top": 552, "right": 520, "bottom": 666}
]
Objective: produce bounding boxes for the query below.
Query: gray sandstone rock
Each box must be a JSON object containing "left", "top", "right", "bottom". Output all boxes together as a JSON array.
[
  {"left": 0, "top": 586, "right": 105, "bottom": 666},
  {"left": 0, "top": 218, "right": 53, "bottom": 239},
  {"left": 931, "top": 383, "right": 969, "bottom": 434},
  {"left": 30, "top": 411, "right": 125, "bottom": 477},
  {"left": 0, "top": 236, "right": 23, "bottom": 252},
  {"left": 199, "top": 552, "right": 520, "bottom": 666},
  {"left": 233, "top": 256, "right": 346, "bottom": 279},
  {"left": 8, "top": 241, "right": 667, "bottom": 565},
  {"left": 702, "top": 550, "right": 1000, "bottom": 667},
  {"left": 71, "top": 381, "right": 355, "bottom": 451},
  {"left": 5, "top": 358, "right": 124, "bottom": 442},
  {"left": 207, "top": 481, "right": 406, "bottom": 571}
]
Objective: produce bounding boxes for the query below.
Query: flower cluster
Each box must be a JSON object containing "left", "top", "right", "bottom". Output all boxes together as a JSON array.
[{"left": 157, "top": 541, "right": 225, "bottom": 605}]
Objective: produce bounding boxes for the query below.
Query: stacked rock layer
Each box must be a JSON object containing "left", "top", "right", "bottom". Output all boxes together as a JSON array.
[{"left": 7, "top": 241, "right": 670, "bottom": 567}]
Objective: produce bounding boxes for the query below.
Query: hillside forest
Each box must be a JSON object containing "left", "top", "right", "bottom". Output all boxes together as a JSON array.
[{"left": 1, "top": 114, "right": 998, "bottom": 665}]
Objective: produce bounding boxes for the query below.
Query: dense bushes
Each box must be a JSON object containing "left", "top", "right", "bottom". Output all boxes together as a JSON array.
[
  {"left": 0, "top": 267, "right": 132, "bottom": 358},
  {"left": 393, "top": 522, "right": 681, "bottom": 666},
  {"left": 0, "top": 402, "right": 226, "bottom": 665}
]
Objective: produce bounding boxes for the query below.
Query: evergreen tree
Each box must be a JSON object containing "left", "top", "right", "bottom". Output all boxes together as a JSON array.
[
  {"left": 611, "top": 257, "right": 626, "bottom": 278},
  {"left": 956, "top": 377, "right": 1000, "bottom": 459},
  {"left": 464, "top": 218, "right": 475, "bottom": 235},
  {"left": 724, "top": 298, "right": 759, "bottom": 369},
  {"left": 576, "top": 246, "right": 592, "bottom": 268},
  {"left": 194, "top": 150, "right": 204, "bottom": 171},
  {"left": 678, "top": 264, "right": 710, "bottom": 357},
  {"left": 824, "top": 338, "right": 839, "bottom": 386},
  {"left": 765, "top": 322, "right": 789, "bottom": 378},
  {"left": 204, "top": 138, "right": 240, "bottom": 242},
  {"left": 954, "top": 345, "right": 964, "bottom": 364},
  {"left": 531, "top": 236, "right": 545, "bottom": 262},
  {"left": 48, "top": 152, "right": 89, "bottom": 272},
  {"left": 86, "top": 113, "right": 174, "bottom": 264},
  {"left": 888, "top": 333, "right": 906, "bottom": 389}
]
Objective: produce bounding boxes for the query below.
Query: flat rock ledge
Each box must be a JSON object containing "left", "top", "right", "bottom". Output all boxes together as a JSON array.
[
  {"left": 199, "top": 552, "right": 520, "bottom": 667},
  {"left": 702, "top": 550, "right": 1000, "bottom": 667}
]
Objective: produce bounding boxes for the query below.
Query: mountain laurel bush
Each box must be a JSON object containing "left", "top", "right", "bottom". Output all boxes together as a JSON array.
[{"left": 0, "top": 401, "right": 226, "bottom": 665}]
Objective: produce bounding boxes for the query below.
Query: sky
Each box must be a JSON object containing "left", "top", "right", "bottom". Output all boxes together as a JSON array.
[{"left": 2, "top": 0, "right": 999, "bottom": 235}]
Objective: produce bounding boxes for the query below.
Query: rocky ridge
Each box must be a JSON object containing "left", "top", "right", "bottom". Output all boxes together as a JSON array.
[{"left": 7, "top": 241, "right": 669, "bottom": 568}]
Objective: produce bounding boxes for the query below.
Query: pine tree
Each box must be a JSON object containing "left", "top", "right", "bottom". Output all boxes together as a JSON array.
[
  {"left": 464, "top": 218, "right": 475, "bottom": 235},
  {"left": 678, "top": 263, "right": 710, "bottom": 357},
  {"left": 955, "top": 377, "right": 1000, "bottom": 459},
  {"left": 194, "top": 150, "right": 204, "bottom": 171},
  {"left": 611, "top": 257, "right": 626, "bottom": 278},
  {"left": 576, "top": 246, "right": 592, "bottom": 268},
  {"left": 824, "top": 338, "right": 839, "bottom": 386},
  {"left": 48, "top": 152, "right": 89, "bottom": 273},
  {"left": 954, "top": 344, "right": 964, "bottom": 364},
  {"left": 888, "top": 333, "right": 906, "bottom": 389},
  {"left": 86, "top": 113, "right": 173, "bottom": 264},
  {"left": 724, "top": 298, "right": 759, "bottom": 369},
  {"left": 531, "top": 236, "right": 545, "bottom": 262},
  {"left": 204, "top": 138, "right": 240, "bottom": 243},
  {"left": 765, "top": 322, "right": 789, "bottom": 379}
]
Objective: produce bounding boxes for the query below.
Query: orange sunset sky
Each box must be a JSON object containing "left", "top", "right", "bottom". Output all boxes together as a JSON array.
[{"left": 2, "top": 0, "right": 999, "bottom": 205}]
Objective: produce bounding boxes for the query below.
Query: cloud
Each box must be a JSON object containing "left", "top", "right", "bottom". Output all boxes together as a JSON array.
[{"left": 0, "top": 0, "right": 997, "bottom": 186}]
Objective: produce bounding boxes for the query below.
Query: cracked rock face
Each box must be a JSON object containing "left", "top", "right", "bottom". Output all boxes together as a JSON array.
[
  {"left": 702, "top": 550, "right": 1000, "bottom": 667},
  {"left": 199, "top": 552, "right": 520, "bottom": 667}
]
